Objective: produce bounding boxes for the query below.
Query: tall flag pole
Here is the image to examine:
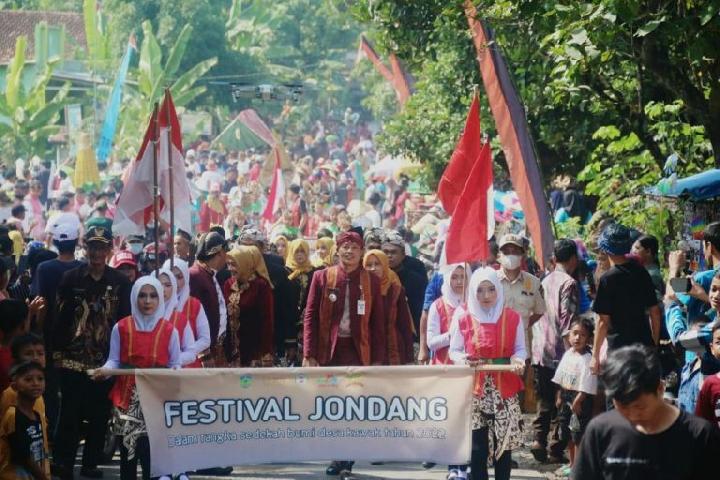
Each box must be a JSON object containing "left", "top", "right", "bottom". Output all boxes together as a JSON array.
[
  {"left": 96, "top": 35, "right": 136, "bottom": 165},
  {"left": 164, "top": 89, "right": 175, "bottom": 268},
  {"left": 152, "top": 101, "right": 160, "bottom": 277},
  {"left": 465, "top": 1, "right": 554, "bottom": 267}
]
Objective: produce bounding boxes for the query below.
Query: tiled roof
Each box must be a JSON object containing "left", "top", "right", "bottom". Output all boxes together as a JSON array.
[{"left": 0, "top": 10, "right": 86, "bottom": 64}]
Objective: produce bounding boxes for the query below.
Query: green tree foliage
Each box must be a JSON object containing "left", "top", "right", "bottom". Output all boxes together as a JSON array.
[
  {"left": 349, "top": 0, "right": 720, "bottom": 234},
  {"left": 0, "top": 36, "right": 70, "bottom": 162}
]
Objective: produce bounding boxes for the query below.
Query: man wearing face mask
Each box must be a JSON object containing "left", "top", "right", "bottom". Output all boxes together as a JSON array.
[
  {"left": 125, "top": 234, "right": 144, "bottom": 259},
  {"left": 497, "top": 234, "right": 546, "bottom": 413}
]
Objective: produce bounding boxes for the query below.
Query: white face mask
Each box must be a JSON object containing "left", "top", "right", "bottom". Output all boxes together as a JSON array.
[
  {"left": 500, "top": 254, "right": 522, "bottom": 270},
  {"left": 128, "top": 243, "right": 143, "bottom": 255}
]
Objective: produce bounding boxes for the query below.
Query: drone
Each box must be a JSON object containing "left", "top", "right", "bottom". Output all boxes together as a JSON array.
[{"left": 228, "top": 83, "right": 304, "bottom": 103}]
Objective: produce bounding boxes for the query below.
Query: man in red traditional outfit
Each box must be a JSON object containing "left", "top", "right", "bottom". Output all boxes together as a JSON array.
[
  {"left": 303, "top": 231, "right": 386, "bottom": 476},
  {"left": 189, "top": 232, "right": 228, "bottom": 367}
]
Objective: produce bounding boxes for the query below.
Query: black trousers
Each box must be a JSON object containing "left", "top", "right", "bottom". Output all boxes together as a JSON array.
[
  {"left": 531, "top": 365, "right": 567, "bottom": 456},
  {"left": 120, "top": 436, "right": 151, "bottom": 480},
  {"left": 54, "top": 369, "right": 112, "bottom": 469},
  {"left": 471, "top": 427, "right": 511, "bottom": 480}
]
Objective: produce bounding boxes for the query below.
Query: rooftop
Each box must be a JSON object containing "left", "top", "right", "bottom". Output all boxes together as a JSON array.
[{"left": 0, "top": 10, "right": 86, "bottom": 64}]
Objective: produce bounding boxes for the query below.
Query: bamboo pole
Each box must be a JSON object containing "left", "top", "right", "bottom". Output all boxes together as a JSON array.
[
  {"left": 151, "top": 102, "right": 160, "bottom": 276},
  {"left": 87, "top": 364, "right": 517, "bottom": 377},
  {"left": 165, "top": 89, "right": 175, "bottom": 269}
]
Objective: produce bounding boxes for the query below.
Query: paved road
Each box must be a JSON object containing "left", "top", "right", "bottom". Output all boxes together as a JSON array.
[
  {"left": 94, "top": 460, "right": 552, "bottom": 480},
  {"left": 85, "top": 415, "right": 560, "bottom": 479}
]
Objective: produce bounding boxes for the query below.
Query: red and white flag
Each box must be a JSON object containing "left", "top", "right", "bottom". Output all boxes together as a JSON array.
[
  {"left": 157, "top": 90, "right": 193, "bottom": 235},
  {"left": 114, "top": 105, "right": 159, "bottom": 236},
  {"left": 114, "top": 91, "right": 192, "bottom": 236},
  {"left": 261, "top": 145, "right": 285, "bottom": 221}
]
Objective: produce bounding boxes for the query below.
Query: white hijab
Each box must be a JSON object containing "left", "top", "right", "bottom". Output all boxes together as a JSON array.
[
  {"left": 440, "top": 263, "right": 471, "bottom": 308},
  {"left": 466, "top": 267, "right": 505, "bottom": 323},
  {"left": 130, "top": 276, "right": 166, "bottom": 331},
  {"left": 163, "top": 257, "right": 190, "bottom": 311},
  {"left": 153, "top": 268, "right": 177, "bottom": 320}
]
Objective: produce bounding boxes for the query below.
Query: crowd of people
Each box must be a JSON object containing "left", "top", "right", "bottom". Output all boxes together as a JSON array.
[{"left": 0, "top": 118, "right": 719, "bottom": 480}]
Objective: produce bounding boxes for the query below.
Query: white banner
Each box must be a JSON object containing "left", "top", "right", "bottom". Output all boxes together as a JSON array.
[{"left": 135, "top": 366, "right": 474, "bottom": 475}]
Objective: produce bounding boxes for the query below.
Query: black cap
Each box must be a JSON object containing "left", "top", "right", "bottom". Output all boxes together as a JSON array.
[
  {"left": 84, "top": 225, "right": 113, "bottom": 244},
  {"left": 196, "top": 232, "right": 228, "bottom": 260}
]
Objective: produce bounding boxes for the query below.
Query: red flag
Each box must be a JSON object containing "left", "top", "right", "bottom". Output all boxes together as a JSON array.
[
  {"left": 445, "top": 141, "right": 494, "bottom": 263},
  {"left": 262, "top": 146, "right": 285, "bottom": 221},
  {"left": 465, "top": 2, "right": 554, "bottom": 267},
  {"left": 388, "top": 53, "right": 413, "bottom": 105},
  {"left": 438, "top": 93, "right": 481, "bottom": 214}
]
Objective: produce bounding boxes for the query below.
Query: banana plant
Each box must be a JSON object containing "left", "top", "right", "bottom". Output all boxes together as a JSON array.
[
  {"left": 83, "top": 0, "right": 112, "bottom": 72},
  {"left": 0, "top": 35, "right": 70, "bottom": 162},
  {"left": 113, "top": 21, "right": 217, "bottom": 158}
]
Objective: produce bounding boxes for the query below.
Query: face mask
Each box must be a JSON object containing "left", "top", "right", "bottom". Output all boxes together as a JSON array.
[
  {"left": 500, "top": 254, "right": 522, "bottom": 270},
  {"left": 128, "top": 243, "right": 143, "bottom": 255}
]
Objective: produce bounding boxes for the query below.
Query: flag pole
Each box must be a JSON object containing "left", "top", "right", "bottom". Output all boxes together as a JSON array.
[
  {"left": 152, "top": 102, "right": 160, "bottom": 276},
  {"left": 165, "top": 89, "right": 175, "bottom": 269}
]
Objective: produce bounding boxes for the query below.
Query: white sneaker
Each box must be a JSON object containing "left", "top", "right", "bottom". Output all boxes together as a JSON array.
[
  {"left": 178, "top": 474, "right": 190, "bottom": 480},
  {"left": 446, "top": 470, "right": 459, "bottom": 480}
]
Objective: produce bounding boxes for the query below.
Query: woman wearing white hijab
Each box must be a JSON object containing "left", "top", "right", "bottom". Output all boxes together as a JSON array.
[
  {"left": 154, "top": 267, "right": 198, "bottom": 366},
  {"left": 99, "top": 275, "right": 181, "bottom": 480},
  {"left": 426, "top": 263, "right": 471, "bottom": 365},
  {"left": 163, "top": 257, "right": 211, "bottom": 367},
  {"left": 448, "top": 267, "right": 526, "bottom": 480}
]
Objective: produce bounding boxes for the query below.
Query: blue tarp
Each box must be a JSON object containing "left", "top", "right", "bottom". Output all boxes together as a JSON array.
[{"left": 648, "top": 169, "right": 720, "bottom": 201}]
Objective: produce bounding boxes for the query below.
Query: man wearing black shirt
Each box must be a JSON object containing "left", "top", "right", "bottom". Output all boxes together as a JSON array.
[
  {"left": 591, "top": 224, "right": 662, "bottom": 375},
  {"left": 53, "top": 226, "right": 131, "bottom": 480},
  {"left": 573, "top": 345, "right": 719, "bottom": 480},
  {"left": 382, "top": 231, "right": 428, "bottom": 338}
]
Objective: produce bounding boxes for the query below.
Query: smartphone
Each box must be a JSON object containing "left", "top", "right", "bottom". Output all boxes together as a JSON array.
[{"left": 670, "top": 277, "right": 691, "bottom": 294}]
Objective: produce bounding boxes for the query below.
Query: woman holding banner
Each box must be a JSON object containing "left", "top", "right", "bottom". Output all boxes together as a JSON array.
[
  {"left": 363, "top": 250, "right": 415, "bottom": 365},
  {"left": 223, "top": 246, "right": 275, "bottom": 367},
  {"left": 95, "top": 276, "right": 181, "bottom": 480},
  {"left": 427, "top": 263, "right": 471, "bottom": 365},
  {"left": 449, "top": 267, "right": 526, "bottom": 480}
]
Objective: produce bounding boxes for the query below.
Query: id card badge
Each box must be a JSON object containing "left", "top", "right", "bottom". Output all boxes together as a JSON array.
[{"left": 357, "top": 300, "right": 366, "bottom": 315}]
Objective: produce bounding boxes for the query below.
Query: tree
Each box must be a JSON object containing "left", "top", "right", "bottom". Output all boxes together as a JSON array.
[
  {"left": 0, "top": 35, "right": 69, "bottom": 163},
  {"left": 348, "top": 0, "right": 720, "bottom": 182}
]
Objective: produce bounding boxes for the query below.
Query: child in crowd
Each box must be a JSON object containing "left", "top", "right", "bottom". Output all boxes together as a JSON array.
[
  {"left": 696, "top": 323, "right": 720, "bottom": 427},
  {"left": 676, "top": 315, "right": 711, "bottom": 413},
  {"left": 552, "top": 317, "right": 597, "bottom": 474},
  {"left": 0, "top": 335, "right": 46, "bottom": 417},
  {"left": 0, "top": 300, "right": 30, "bottom": 392},
  {"left": 0, "top": 361, "right": 50, "bottom": 480}
]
